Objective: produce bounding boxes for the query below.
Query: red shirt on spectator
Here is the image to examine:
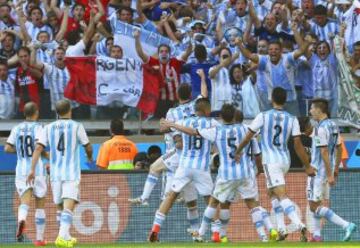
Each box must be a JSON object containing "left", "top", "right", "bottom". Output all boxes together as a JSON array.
[
  {"left": 15, "top": 66, "right": 41, "bottom": 112},
  {"left": 66, "top": 16, "right": 81, "bottom": 35},
  {"left": 77, "top": 0, "right": 109, "bottom": 23},
  {"left": 147, "top": 56, "right": 184, "bottom": 101}
]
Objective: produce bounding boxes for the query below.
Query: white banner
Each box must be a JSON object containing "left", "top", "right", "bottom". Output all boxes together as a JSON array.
[{"left": 96, "top": 56, "right": 144, "bottom": 106}]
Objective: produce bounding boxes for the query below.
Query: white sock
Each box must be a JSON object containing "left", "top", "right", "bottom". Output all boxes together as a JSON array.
[
  {"left": 259, "top": 206, "right": 274, "bottom": 231},
  {"left": 152, "top": 211, "right": 166, "bottom": 232},
  {"left": 311, "top": 211, "right": 321, "bottom": 237},
  {"left": 18, "top": 204, "right": 29, "bottom": 222},
  {"left": 316, "top": 206, "right": 349, "bottom": 229},
  {"left": 271, "top": 198, "right": 286, "bottom": 232},
  {"left": 141, "top": 173, "right": 159, "bottom": 201},
  {"left": 56, "top": 210, "right": 62, "bottom": 226},
  {"left": 59, "top": 209, "right": 73, "bottom": 240},
  {"left": 35, "top": 209, "right": 46, "bottom": 241},
  {"left": 210, "top": 219, "right": 221, "bottom": 233},
  {"left": 187, "top": 206, "right": 200, "bottom": 231},
  {"left": 199, "top": 207, "right": 216, "bottom": 236},
  {"left": 280, "top": 198, "right": 303, "bottom": 228},
  {"left": 219, "top": 209, "right": 230, "bottom": 237},
  {"left": 251, "top": 207, "right": 267, "bottom": 240}
]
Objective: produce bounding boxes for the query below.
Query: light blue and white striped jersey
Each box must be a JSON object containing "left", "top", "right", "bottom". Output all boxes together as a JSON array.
[
  {"left": 258, "top": 52, "right": 297, "bottom": 102},
  {"left": 38, "top": 119, "right": 89, "bottom": 182},
  {"left": 310, "top": 19, "right": 339, "bottom": 43},
  {"left": 0, "top": 76, "right": 15, "bottom": 119},
  {"left": 249, "top": 109, "right": 301, "bottom": 165},
  {"left": 25, "top": 21, "right": 53, "bottom": 42},
  {"left": 311, "top": 119, "right": 341, "bottom": 179},
  {"left": 253, "top": 0, "right": 272, "bottom": 21},
  {"left": 177, "top": 116, "right": 219, "bottom": 171},
  {"left": 309, "top": 53, "right": 338, "bottom": 100},
  {"left": 7, "top": 121, "right": 45, "bottom": 179},
  {"left": 164, "top": 98, "right": 197, "bottom": 151},
  {"left": 199, "top": 123, "right": 256, "bottom": 180},
  {"left": 43, "top": 63, "right": 79, "bottom": 111}
]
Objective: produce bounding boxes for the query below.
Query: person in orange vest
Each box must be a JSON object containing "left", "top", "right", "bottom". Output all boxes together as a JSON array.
[{"left": 97, "top": 119, "right": 138, "bottom": 170}]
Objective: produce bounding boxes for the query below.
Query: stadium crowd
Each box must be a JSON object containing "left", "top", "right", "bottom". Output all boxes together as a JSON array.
[{"left": 0, "top": 0, "right": 359, "bottom": 120}]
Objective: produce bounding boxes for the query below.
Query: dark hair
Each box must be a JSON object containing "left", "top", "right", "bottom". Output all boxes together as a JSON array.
[
  {"left": 117, "top": 5, "right": 134, "bottom": 16},
  {"left": 315, "top": 40, "right": 330, "bottom": 55},
  {"left": 271, "top": 87, "right": 287, "bottom": 105},
  {"left": 55, "top": 99, "right": 71, "bottom": 116},
  {"left": 157, "top": 44, "right": 171, "bottom": 54},
  {"left": 29, "top": 6, "right": 43, "bottom": 17},
  {"left": 268, "top": 40, "right": 282, "bottom": 48},
  {"left": 147, "top": 145, "right": 161, "bottom": 156},
  {"left": 311, "top": 98, "right": 329, "bottom": 115},
  {"left": 194, "top": 44, "right": 207, "bottom": 62},
  {"left": 195, "top": 97, "right": 211, "bottom": 113},
  {"left": 17, "top": 46, "right": 31, "bottom": 55},
  {"left": 177, "top": 83, "right": 192, "bottom": 101},
  {"left": 66, "top": 29, "right": 82, "bottom": 45},
  {"left": 3, "top": 32, "right": 15, "bottom": 43},
  {"left": 229, "top": 64, "right": 245, "bottom": 85},
  {"left": 354, "top": 41, "right": 360, "bottom": 47},
  {"left": 313, "top": 5, "right": 327, "bottom": 16},
  {"left": 234, "top": 110, "right": 244, "bottom": 123},
  {"left": 106, "top": 37, "right": 114, "bottom": 46},
  {"left": 37, "top": 30, "right": 50, "bottom": 39},
  {"left": 298, "top": 116, "right": 311, "bottom": 133},
  {"left": 110, "top": 118, "right": 124, "bottom": 135},
  {"left": 219, "top": 47, "right": 232, "bottom": 57},
  {"left": 72, "top": 3, "right": 85, "bottom": 12},
  {"left": 220, "top": 104, "right": 235, "bottom": 122},
  {"left": 55, "top": 47, "right": 66, "bottom": 53}
]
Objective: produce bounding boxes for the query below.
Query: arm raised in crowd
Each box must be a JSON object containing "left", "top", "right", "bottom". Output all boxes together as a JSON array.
[
  {"left": 197, "top": 69, "right": 208, "bottom": 98},
  {"left": 291, "top": 22, "right": 309, "bottom": 60},
  {"left": 134, "top": 29, "right": 149, "bottom": 63},
  {"left": 55, "top": 5, "right": 70, "bottom": 42},
  {"left": 180, "top": 42, "right": 193, "bottom": 62},
  {"left": 208, "top": 55, "right": 232, "bottom": 79},
  {"left": 248, "top": 0, "right": 261, "bottom": 29},
  {"left": 236, "top": 37, "right": 259, "bottom": 64}
]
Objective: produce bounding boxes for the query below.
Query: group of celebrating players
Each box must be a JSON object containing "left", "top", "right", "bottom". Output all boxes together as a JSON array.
[
  {"left": 5, "top": 82, "right": 358, "bottom": 247},
  {"left": 129, "top": 80, "right": 357, "bottom": 243}
]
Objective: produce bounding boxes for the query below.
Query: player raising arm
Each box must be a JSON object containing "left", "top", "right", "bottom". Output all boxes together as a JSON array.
[{"left": 27, "top": 100, "right": 93, "bottom": 248}]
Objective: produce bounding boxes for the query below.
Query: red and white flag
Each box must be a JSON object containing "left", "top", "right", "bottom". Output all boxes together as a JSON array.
[{"left": 64, "top": 56, "right": 162, "bottom": 115}]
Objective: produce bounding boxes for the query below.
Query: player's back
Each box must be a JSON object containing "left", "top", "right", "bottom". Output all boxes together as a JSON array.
[
  {"left": 43, "top": 119, "right": 89, "bottom": 181},
  {"left": 165, "top": 100, "right": 196, "bottom": 151},
  {"left": 311, "top": 119, "right": 339, "bottom": 178},
  {"left": 180, "top": 116, "right": 217, "bottom": 171},
  {"left": 215, "top": 123, "right": 255, "bottom": 180},
  {"left": 8, "top": 121, "right": 45, "bottom": 178},
  {"left": 258, "top": 109, "right": 298, "bottom": 165}
]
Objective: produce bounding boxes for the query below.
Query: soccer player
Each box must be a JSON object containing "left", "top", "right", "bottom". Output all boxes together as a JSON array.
[
  {"left": 27, "top": 100, "right": 93, "bottom": 248},
  {"left": 5, "top": 102, "right": 47, "bottom": 246},
  {"left": 235, "top": 87, "right": 316, "bottom": 242},
  {"left": 148, "top": 98, "right": 217, "bottom": 242},
  {"left": 172, "top": 104, "right": 278, "bottom": 242},
  {"left": 307, "top": 98, "right": 356, "bottom": 242},
  {"left": 129, "top": 71, "right": 208, "bottom": 233}
]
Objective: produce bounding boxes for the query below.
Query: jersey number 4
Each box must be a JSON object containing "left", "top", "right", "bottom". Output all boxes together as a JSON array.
[{"left": 57, "top": 133, "right": 65, "bottom": 156}]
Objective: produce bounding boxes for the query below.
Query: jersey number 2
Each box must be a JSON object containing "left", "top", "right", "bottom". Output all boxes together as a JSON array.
[{"left": 273, "top": 125, "right": 282, "bottom": 147}]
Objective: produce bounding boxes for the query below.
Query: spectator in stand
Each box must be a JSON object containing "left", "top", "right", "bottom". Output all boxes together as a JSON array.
[
  {"left": 305, "top": 5, "right": 339, "bottom": 43},
  {"left": 97, "top": 118, "right": 138, "bottom": 170},
  {"left": 304, "top": 40, "right": 339, "bottom": 117},
  {"left": 236, "top": 22, "right": 307, "bottom": 116},
  {"left": 182, "top": 44, "right": 215, "bottom": 99},
  {"left": 349, "top": 41, "right": 360, "bottom": 87},
  {"left": 134, "top": 28, "right": 193, "bottom": 118},
  {"left": 0, "top": 61, "right": 15, "bottom": 119},
  {"left": 0, "top": 3, "right": 20, "bottom": 31},
  {"left": 0, "top": 31, "right": 16, "bottom": 61},
  {"left": 342, "top": 0, "right": 360, "bottom": 54},
  {"left": 15, "top": 46, "right": 43, "bottom": 118}
]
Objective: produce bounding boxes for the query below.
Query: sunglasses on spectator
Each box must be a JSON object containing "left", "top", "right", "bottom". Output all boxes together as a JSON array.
[{"left": 222, "top": 54, "right": 230, "bottom": 59}]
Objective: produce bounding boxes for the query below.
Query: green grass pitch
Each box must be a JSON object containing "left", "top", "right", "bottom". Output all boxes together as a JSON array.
[{"left": 1, "top": 242, "right": 360, "bottom": 248}]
